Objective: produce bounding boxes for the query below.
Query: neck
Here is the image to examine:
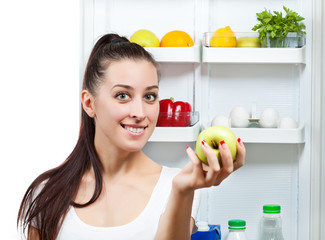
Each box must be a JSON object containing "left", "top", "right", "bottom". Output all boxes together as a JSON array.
[{"left": 102, "top": 149, "right": 144, "bottom": 177}]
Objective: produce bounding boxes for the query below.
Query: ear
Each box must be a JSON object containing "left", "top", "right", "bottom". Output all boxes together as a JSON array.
[{"left": 81, "top": 90, "right": 96, "bottom": 118}]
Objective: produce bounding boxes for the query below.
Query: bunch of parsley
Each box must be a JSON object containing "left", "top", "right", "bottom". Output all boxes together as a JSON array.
[{"left": 252, "top": 6, "right": 306, "bottom": 44}]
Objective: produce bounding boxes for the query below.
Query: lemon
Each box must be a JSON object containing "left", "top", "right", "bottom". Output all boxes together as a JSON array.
[
  {"left": 237, "top": 37, "right": 260, "bottom": 48},
  {"left": 130, "top": 30, "right": 160, "bottom": 47},
  {"left": 210, "top": 26, "right": 236, "bottom": 47}
]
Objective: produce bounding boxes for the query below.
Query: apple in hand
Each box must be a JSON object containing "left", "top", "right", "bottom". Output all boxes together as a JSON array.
[{"left": 196, "top": 126, "right": 237, "bottom": 165}]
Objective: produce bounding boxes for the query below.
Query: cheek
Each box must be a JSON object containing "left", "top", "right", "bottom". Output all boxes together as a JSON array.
[
  {"left": 148, "top": 103, "right": 160, "bottom": 121},
  {"left": 96, "top": 101, "right": 128, "bottom": 123}
]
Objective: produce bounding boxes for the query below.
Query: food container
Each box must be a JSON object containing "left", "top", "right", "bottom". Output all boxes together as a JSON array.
[
  {"left": 263, "top": 32, "right": 306, "bottom": 48},
  {"left": 156, "top": 111, "right": 199, "bottom": 127}
]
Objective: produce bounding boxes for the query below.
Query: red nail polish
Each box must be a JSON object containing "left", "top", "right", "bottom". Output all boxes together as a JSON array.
[
  {"left": 220, "top": 140, "right": 225, "bottom": 146},
  {"left": 186, "top": 146, "right": 190, "bottom": 149},
  {"left": 238, "top": 138, "right": 241, "bottom": 143},
  {"left": 201, "top": 140, "right": 207, "bottom": 146}
]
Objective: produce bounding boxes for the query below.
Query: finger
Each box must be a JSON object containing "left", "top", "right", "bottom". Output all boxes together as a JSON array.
[
  {"left": 233, "top": 138, "right": 246, "bottom": 171},
  {"left": 219, "top": 141, "right": 234, "bottom": 173},
  {"left": 201, "top": 140, "right": 221, "bottom": 184},
  {"left": 186, "top": 146, "right": 205, "bottom": 185},
  {"left": 214, "top": 141, "right": 234, "bottom": 186},
  {"left": 186, "top": 146, "right": 201, "bottom": 166}
]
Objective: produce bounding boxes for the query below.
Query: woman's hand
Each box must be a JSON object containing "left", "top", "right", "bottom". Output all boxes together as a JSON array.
[
  {"left": 156, "top": 139, "right": 245, "bottom": 239},
  {"left": 173, "top": 138, "right": 246, "bottom": 193}
]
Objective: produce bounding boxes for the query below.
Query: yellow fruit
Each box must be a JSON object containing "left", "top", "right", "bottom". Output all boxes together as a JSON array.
[
  {"left": 129, "top": 30, "right": 160, "bottom": 47},
  {"left": 237, "top": 37, "right": 261, "bottom": 48},
  {"left": 210, "top": 26, "right": 237, "bottom": 47},
  {"left": 160, "top": 30, "right": 194, "bottom": 47}
]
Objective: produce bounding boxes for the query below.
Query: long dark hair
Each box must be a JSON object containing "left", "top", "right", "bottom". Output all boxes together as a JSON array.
[{"left": 17, "top": 33, "right": 159, "bottom": 240}]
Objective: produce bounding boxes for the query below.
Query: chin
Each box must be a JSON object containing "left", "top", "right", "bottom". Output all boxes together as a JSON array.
[{"left": 124, "top": 143, "right": 146, "bottom": 152}]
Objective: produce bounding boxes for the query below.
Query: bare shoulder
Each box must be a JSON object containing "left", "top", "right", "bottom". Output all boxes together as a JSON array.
[
  {"left": 74, "top": 171, "right": 96, "bottom": 204},
  {"left": 28, "top": 226, "right": 40, "bottom": 240}
]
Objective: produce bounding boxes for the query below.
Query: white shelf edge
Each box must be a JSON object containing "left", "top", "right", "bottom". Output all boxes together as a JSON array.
[
  {"left": 202, "top": 46, "right": 306, "bottom": 64},
  {"left": 145, "top": 45, "right": 201, "bottom": 63},
  {"left": 148, "top": 122, "right": 201, "bottom": 142},
  {"left": 230, "top": 125, "right": 305, "bottom": 143}
]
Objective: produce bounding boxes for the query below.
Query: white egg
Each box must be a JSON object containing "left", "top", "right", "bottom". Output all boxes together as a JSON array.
[
  {"left": 278, "top": 117, "right": 298, "bottom": 129},
  {"left": 211, "top": 114, "right": 229, "bottom": 127},
  {"left": 259, "top": 108, "right": 279, "bottom": 128},
  {"left": 229, "top": 106, "right": 250, "bottom": 128}
]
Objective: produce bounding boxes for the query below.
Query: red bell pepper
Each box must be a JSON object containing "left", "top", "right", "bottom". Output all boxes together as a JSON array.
[
  {"left": 172, "top": 101, "right": 192, "bottom": 127},
  {"left": 156, "top": 98, "right": 192, "bottom": 127},
  {"left": 156, "top": 98, "right": 174, "bottom": 126}
]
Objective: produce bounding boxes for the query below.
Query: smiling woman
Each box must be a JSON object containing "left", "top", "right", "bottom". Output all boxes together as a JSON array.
[
  {"left": 83, "top": 59, "right": 160, "bottom": 152},
  {"left": 17, "top": 33, "right": 245, "bottom": 240}
]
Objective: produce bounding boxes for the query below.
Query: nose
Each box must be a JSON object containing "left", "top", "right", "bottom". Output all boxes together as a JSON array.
[{"left": 130, "top": 98, "right": 146, "bottom": 120}]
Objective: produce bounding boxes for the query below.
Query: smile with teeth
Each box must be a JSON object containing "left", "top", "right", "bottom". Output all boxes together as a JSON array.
[{"left": 123, "top": 125, "right": 146, "bottom": 133}]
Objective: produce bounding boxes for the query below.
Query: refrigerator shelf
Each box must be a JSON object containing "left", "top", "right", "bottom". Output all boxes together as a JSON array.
[
  {"left": 149, "top": 122, "right": 201, "bottom": 142},
  {"left": 144, "top": 45, "right": 201, "bottom": 63},
  {"left": 231, "top": 124, "right": 305, "bottom": 143},
  {"left": 202, "top": 46, "right": 306, "bottom": 64}
]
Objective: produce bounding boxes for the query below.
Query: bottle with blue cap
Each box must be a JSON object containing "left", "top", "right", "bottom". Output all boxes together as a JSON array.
[
  {"left": 225, "top": 219, "right": 248, "bottom": 240},
  {"left": 260, "top": 204, "right": 284, "bottom": 240}
]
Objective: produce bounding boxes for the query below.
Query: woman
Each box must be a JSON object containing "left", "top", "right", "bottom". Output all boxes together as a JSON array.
[{"left": 18, "top": 33, "right": 246, "bottom": 240}]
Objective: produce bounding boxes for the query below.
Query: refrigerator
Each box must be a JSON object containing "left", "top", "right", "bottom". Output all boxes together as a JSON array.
[{"left": 79, "top": 0, "right": 325, "bottom": 239}]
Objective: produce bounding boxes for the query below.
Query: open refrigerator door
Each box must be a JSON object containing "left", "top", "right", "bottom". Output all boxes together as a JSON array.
[{"left": 80, "top": 0, "right": 324, "bottom": 239}]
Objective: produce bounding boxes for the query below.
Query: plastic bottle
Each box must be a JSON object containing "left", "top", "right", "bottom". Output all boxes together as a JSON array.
[
  {"left": 225, "top": 219, "right": 248, "bottom": 240},
  {"left": 260, "top": 204, "right": 284, "bottom": 240}
]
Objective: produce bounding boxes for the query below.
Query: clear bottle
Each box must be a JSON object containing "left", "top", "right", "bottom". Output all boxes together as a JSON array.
[
  {"left": 226, "top": 219, "right": 248, "bottom": 240},
  {"left": 260, "top": 205, "right": 284, "bottom": 240}
]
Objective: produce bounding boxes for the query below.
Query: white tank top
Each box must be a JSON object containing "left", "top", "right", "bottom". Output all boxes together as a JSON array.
[{"left": 56, "top": 166, "right": 200, "bottom": 240}]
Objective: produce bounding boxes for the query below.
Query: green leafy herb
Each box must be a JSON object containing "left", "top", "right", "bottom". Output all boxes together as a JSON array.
[{"left": 252, "top": 6, "right": 306, "bottom": 44}]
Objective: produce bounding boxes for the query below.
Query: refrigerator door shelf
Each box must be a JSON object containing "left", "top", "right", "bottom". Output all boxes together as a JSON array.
[
  {"left": 145, "top": 45, "right": 201, "bottom": 63},
  {"left": 201, "top": 123, "right": 304, "bottom": 144},
  {"left": 231, "top": 124, "right": 305, "bottom": 143},
  {"left": 202, "top": 46, "right": 306, "bottom": 64},
  {"left": 149, "top": 121, "right": 201, "bottom": 142}
]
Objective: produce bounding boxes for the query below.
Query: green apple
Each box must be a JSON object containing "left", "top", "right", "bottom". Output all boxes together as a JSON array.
[
  {"left": 237, "top": 37, "right": 261, "bottom": 48},
  {"left": 196, "top": 126, "right": 237, "bottom": 165},
  {"left": 129, "top": 29, "right": 160, "bottom": 47}
]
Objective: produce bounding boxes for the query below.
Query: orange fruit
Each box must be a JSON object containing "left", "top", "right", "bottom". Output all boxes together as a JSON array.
[
  {"left": 160, "top": 30, "right": 194, "bottom": 47},
  {"left": 210, "top": 26, "right": 237, "bottom": 47}
]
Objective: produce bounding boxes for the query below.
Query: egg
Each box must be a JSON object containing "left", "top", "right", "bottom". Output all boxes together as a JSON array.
[
  {"left": 229, "top": 106, "right": 250, "bottom": 128},
  {"left": 259, "top": 108, "right": 279, "bottom": 128},
  {"left": 278, "top": 117, "right": 298, "bottom": 129},
  {"left": 211, "top": 114, "right": 229, "bottom": 127}
]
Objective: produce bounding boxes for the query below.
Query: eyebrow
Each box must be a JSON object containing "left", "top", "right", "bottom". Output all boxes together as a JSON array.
[{"left": 112, "top": 84, "right": 159, "bottom": 91}]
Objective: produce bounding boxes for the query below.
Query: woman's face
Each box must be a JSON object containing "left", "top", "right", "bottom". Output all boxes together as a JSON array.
[{"left": 92, "top": 59, "right": 159, "bottom": 152}]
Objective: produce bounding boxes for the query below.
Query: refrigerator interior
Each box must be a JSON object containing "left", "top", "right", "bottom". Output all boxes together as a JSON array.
[{"left": 80, "top": 0, "right": 313, "bottom": 239}]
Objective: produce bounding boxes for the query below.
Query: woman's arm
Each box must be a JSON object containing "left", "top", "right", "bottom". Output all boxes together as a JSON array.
[
  {"left": 155, "top": 139, "right": 245, "bottom": 240},
  {"left": 155, "top": 186, "right": 195, "bottom": 240}
]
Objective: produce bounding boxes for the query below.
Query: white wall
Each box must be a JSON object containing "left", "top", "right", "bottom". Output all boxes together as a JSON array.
[{"left": 0, "top": 1, "right": 80, "bottom": 239}]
